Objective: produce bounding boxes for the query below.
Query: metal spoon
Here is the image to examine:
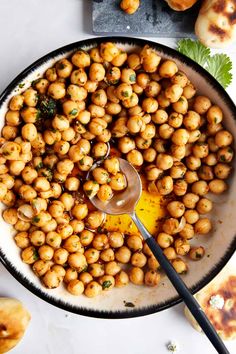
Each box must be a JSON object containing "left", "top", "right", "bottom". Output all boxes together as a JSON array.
[{"left": 88, "top": 158, "right": 229, "bottom": 354}]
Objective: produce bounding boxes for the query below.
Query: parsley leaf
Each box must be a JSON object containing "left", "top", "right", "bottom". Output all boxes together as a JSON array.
[
  {"left": 177, "top": 39, "right": 210, "bottom": 67},
  {"left": 206, "top": 54, "right": 232, "bottom": 89},
  {"left": 177, "top": 39, "right": 233, "bottom": 89}
]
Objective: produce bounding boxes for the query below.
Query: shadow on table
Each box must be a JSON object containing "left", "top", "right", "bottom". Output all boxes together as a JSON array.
[{"left": 81, "top": 0, "right": 93, "bottom": 35}]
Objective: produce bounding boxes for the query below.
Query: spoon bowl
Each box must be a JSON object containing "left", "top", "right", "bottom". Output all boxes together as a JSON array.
[{"left": 88, "top": 158, "right": 142, "bottom": 215}]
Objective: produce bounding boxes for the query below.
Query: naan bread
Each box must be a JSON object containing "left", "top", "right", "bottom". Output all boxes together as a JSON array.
[
  {"left": 184, "top": 260, "right": 236, "bottom": 340},
  {"left": 0, "top": 298, "right": 31, "bottom": 353},
  {"left": 195, "top": 0, "right": 236, "bottom": 48}
]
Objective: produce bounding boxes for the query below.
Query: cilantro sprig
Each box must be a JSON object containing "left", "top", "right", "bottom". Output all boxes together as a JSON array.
[{"left": 177, "top": 39, "right": 233, "bottom": 89}]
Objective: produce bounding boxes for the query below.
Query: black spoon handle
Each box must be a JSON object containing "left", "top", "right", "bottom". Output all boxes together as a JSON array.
[{"left": 131, "top": 212, "right": 229, "bottom": 354}]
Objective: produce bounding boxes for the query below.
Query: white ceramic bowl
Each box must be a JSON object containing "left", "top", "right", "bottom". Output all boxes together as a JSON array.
[{"left": 0, "top": 37, "right": 235, "bottom": 318}]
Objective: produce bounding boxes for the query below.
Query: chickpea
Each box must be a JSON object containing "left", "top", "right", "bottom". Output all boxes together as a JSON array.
[
  {"left": 144, "top": 81, "right": 161, "bottom": 98},
  {"left": 182, "top": 83, "right": 196, "bottom": 99},
  {"left": 66, "top": 84, "right": 87, "bottom": 101},
  {"left": 5, "top": 110, "right": 21, "bottom": 126},
  {"left": 2, "top": 125, "right": 18, "bottom": 140},
  {"left": 170, "top": 162, "right": 186, "bottom": 179},
  {"left": 23, "top": 88, "right": 38, "bottom": 107},
  {"left": 207, "top": 123, "right": 223, "bottom": 136},
  {"left": 86, "top": 211, "right": 105, "bottom": 230},
  {"left": 171, "top": 144, "right": 186, "bottom": 160},
  {"left": 189, "top": 246, "right": 205, "bottom": 261},
  {"left": 143, "top": 148, "right": 156, "bottom": 163},
  {"left": 112, "top": 52, "right": 128, "bottom": 67},
  {"left": 179, "top": 223, "right": 194, "bottom": 240},
  {"left": 165, "top": 84, "right": 183, "bottom": 103},
  {"left": 194, "top": 217, "right": 212, "bottom": 234},
  {"left": 77, "top": 272, "right": 92, "bottom": 287},
  {"left": 29, "top": 230, "right": 45, "bottom": 247},
  {"left": 174, "top": 238, "right": 190, "bottom": 256},
  {"left": 100, "top": 248, "right": 114, "bottom": 263},
  {"left": 195, "top": 198, "right": 212, "bottom": 215},
  {"left": 127, "top": 53, "right": 141, "bottom": 70},
  {"left": 33, "top": 78, "right": 49, "bottom": 94},
  {"left": 206, "top": 105, "right": 223, "bottom": 124},
  {"left": 185, "top": 156, "right": 201, "bottom": 171},
  {"left": 156, "top": 233, "right": 174, "bottom": 248},
  {"left": 67, "top": 279, "right": 84, "bottom": 296},
  {"left": 131, "top": 252, "right": 147, "bottom": 268},
  {"left": 157, "top": 91, "right": 171, "bottom": 108},
  {"left": 171, "top": 128, "right": 189, "bottom": 146},
  {"left": 109, "top": 173, "right": 126, "bottom": 191},
  {"left": 84, "top": 281, "right": 102, "bottom": 298},
  {"left": 158, "top": 124, "right": 174, "bottom": 140},
  {"left": 53, "top": 140, "right": 70, "bottom": 155},
  {"left": 115, "top": 246, "right": 131, "bottom": 263},
  {"left": 52, "top": 114, "right": 69, "bottom": 132},
  {"left": 184, "top": 210, "right": 199, "bottom": 224},
  {"left": 79, "top": 230, "right": 94, "bottom": 247},
  {"left": 2, "top": 208, "right": 18, "bottom": 225},
  {"left": 141, "top": 49, "right": 161, "bottom": 73},
  {"left": 2, "top": 190, "right": 16, "bottom": 207},
  {"left": 62, "top": 235, "right": 82, "bottom": 253},
  {"left": 32, "top": 260, "right": 50, "bottom": 277},
  {"left": 104, "top": 261, "right": 121, "bottom": 276},
  {"left": 126, "top": 115, "right": 144, "bottom": 134},
  {"left": 0, "top": 174, "right": 14, "bottom": 190},
  {"left": 156, "top": 153, "right": 173, "bottom": 170},
  {"left": 182, "top": 193, "right": 199, "bottom": 209},
  {"left": 193, "top": 96, "right": 211, "bottom": 115},
  {"left": 99, "top": 42, "right": 119, "bottom": 62},
  {"left": 198, "top": 165, "right": 214, "bottom": 181},
  {"left": 89, "top": 63, "right": 105, "bottom": 81},
  {"left": 144, "top": 270, "right": 160, "bottom": 287},
  {"left": 92, "top": 142, "right": 108, "bottom": 158},
  {"left": 142, "top": 98, "right": 158, "bottom": 113},
  {"left": 115, "top": 271, "right": 129, "bottom": 287},
  {"left": 48, "top": 82, "right": 66, "bottom": 100},
  {"left": 163, "top": 247, "right": 177, "bottom": 260},
  {"left": 45, "top": 67, "right": 57, "bottom": 81},
  {"left": 21, "top": 246, "right": 38, "bottom": 264},
  {"left": 98, "top": 275, "right": 115, "bottom": 291},
  {"left": 45, "top": 231, "right": 61, "bottom": 248},
  {"left": 140, "top": 123, "right": 156, "bottom": 140},
  {"left": 9, "top": 95, "right": 24, "bottom": 111},
  {"left": 167, "top": 201, "right": 185, "bottom": 218},
  {"left": 38, "top": 245, "right": 54, "bottom": 261},
  {"left": 67, "top": 252, "right": 87, "bottom": 272},
  {"left": 91, "top": 233, "right": 108, "bottom": 251},
  {"left": 145, "top": 165, "right": 162, "bottom": 181},
  {"left": 71, "top": 69, "right": 88, "bottom": 86},
  {"left": 217, "top": 147, "right": 234, "bottom": 163},
  {"left": 129, "top": 267, "right": 144, "bottom": 285},
  {"left": 162, "top": 218, "right": 181, "bottom": 235},
  {"left": 14, "top": 231, "right": 30, "bottom": 249},
  {"left": 172, "top": 258, "right": 188, "bottom": 274},
  {"left": 1, "top": 141, "right": 21, "bottom": 160},
  {"left": 19, "top": 185, "right": 37, "bottom": 201},
  {"left": 209, "top": 179, "right": 227, "bottom": 195},
  {"left": 103, "top": 157, "right": 119, "bottom": 175},
  {"left": 182, "top": 111, "right": 200, "bottom": 131},
  {"left": 135, "top": 136, "right": 152, "bottom": 149},
  {"left": 156, "top": 176, "right": 173, "bottom": 195},
  {"left": 56, "top": 223, "right": 73, "bottom": 240},
  {"left": 83, "top": 248, "right": 100, "bottom": 264},
  {"left": 127, "top": 149, "right": 143, "bottom": 166},
  {"left": 51, "top": 183, "right": 62, "bottom": 198},
  {"left": 191, "top": 180, "right": 209, "bottom": 196},
  {"left": 159, "top": 60, "right": 178, "bottom": 78},
  {"left": 43, "top": 270, "right": 61, "bottom": 289},
  {"left": 214, "top": 163, "right": 231, "bottom": 180},
  {"left": 92, "top": 167, "right": 110, "bottom": 185},
  {"left": 215, "top": 130, "right": 233, "bottom": 148},
  {"left": 172, "top": 96, "right": 188, "bottom": 114},
  {"left": 97, "top": 184, "right": 113, "bottom": 202},
  {"left": 151, "top": 110, "right": 168, "bottom": 125},
  {"left": 168, "top": 112, "right": 183, "bottom": 128},
  {"left": 105, "top": 102, "right": 122, "bottom": 115}
]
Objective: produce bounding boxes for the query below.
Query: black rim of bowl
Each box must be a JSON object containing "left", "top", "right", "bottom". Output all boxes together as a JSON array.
[{"left": 0, "top": 36, "right": 236, "bottom": 319}]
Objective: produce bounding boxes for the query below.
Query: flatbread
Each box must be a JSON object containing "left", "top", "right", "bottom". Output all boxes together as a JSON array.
[
  {"left": 0, "top": 298, "right": 31, "bottom": 353},
  {"left": 184, "top": 259, "right": 236, "bottom": 340}
]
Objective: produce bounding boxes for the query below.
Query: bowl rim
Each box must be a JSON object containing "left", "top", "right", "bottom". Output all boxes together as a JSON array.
[{"left": 0, "top": 36, "right": 236, "bottom": 319}]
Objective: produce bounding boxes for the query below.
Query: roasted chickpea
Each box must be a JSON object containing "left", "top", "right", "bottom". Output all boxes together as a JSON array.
[
  {"left": 38, "top": 245, "right": 54, "bottom": 261},
  {"left": 142, "top": 98, "right": 158, "bottom": 113},
  {"left": 127, "top": 149, "right": 143, "bottom": 166},
  {"left": 189, "top": 246, "right": 205, "bottom": 260},
  {"left": 92, "top": 142, "right": 108, "bottom": 158},
  {"left": 163, "top": 247, "right": 177, "bottom": 260},
  {"left": 183, "top": 111, "right": 200, "bottom": 131},
  {"left": 156, "top": 176, "right": 173, "bottom": 195},
  {"left": 167, "top": 201, "right": 185, "bottom": 218},
  {"left": 84, "top": 281, "right": 102, "bottom": 298},
  {"left": 143, "top": 148, "right": 157, "bottom": 162},
  {"left": 100, "top": 248, "right": 115, "bottom": 262},
  {"left": 29, "top": 230, "right": 45, "bottom": 247},
  {"left": 159, "top": 60, "right": 178, "bottom": 78},
  {"left": 115, "top": 271, "right": 129, "bottom": 287},
  {"left": 214, "top": 163, "right": 231, "bottom": 179},
  {"left": 145, "top": 81, "right": 161, "bottom": 97},
  {"left": 86, "top": 211, "right": 105, "bottom": 229},
  {"left": 5, "top": 110, "right": 21, "bottom": 126},
  {"left": 171, "top": 144, "right": 186, "bottom": 160},
  {"left": 151, "top": 109, "right": 168, "bottom": 124},
  {"left": 172, "top": 96, "right": 188, "bottom": 114},
  {"left": 179, "top": 223, "right": 194, "bottom": 240},
  {"left": 100, "top": 42, "right": 119, "bottom": 62},
  {"left": 191, "top": 180, "right": 209, "bottom": 196},
  {"left": 104, "top": 261, "right": 121, "bottom": 276},
  {"left": 147, "top": 256, "right": 160, "bottom": 270},
  {"left": 171, "top": 128, "right": 189, "bottom": 146},
  {"left": 185, "top": 156, "right": 201, "bottom": 171},
  {"left": 92, "top": 233, "right": 109, "bottom": 250},
  {"left": 182, "top": 193, "right": 200, "bottom": 209},
  {"left": 21, "top": 246, "right": 38, "bottom": 264},
  {"left": 170, "top": 162, "right": 186, "bottom": 179},
  {"left": 184, "top": 210, "right": 199, "bottom": 224},
  {"left": 145, "top": 165, "right": 163, "bottom": 181},
  {"left": 32, "top": 260, "right": 50, "bottom": 277},
  {"left": 97, "top": 184, "right": 113, "bottom": 202},
  {"left": 103, "top": 157, "right": 120, "bottom": 175},
  {"left": 172, "top": 258, "right": 188, "bottom": 274},
  {"left": 215, "top": 130, "right": 233, "bottom": 148},
  {"left": 174, "top": 238, "right": 190, "bottom": 256},
  {"left": 127, "top": 53, "right": 141, "bottom": 70},
  {"left": 115, "top": 246, "right": 131, "bottom": 263},
  {"left": 3, "top": 208, "right": 18, "bottom": 225},
  {"left": 14, "top": 231, "right": 30, "bottom": 249},
  {"left": 193, "top": 96, "right": 211, "bottom": 114},
  {"left": 129, "top": 267, "right": 144, "bottom": 285},
  {"left": 206, "top": 105, "right": 223, "bottom": 124},
  {"left": 157, "top": 233, "right": 174, "bottom": 248},
  {"left": 43, "top": 270, "right": 60, "bottom": 289},
  {"left": 109, "top": 172, "right": 126, "bottom": 191},
  {"left": 209, "top": 179, "right": 227, "bottom": 194},
  {"left": 194, "top": 218, "right": 212, "bottom": 234},
  {"left": 92, "top": 167, "right": 110, "bottom": 184},
  {"left": 144, "top": 270, "right": 160, "bottom": 287},
  {"left": 156, "top": 153, "right": 173, "bottom": 170},
  {"left": 158, "top": 124, "right": 174, "bottom": 140},
  {"left": 168, "top": 112, "right": 183, "bottom": 128}
]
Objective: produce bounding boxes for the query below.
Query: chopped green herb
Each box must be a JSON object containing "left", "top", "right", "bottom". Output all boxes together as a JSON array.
[
  {"left": 18, "top": 83, "right": 25, "bottom": 89},
  {"left": 79, "top": 158, "right": 85, "bottom": 165},
  {"left": 36, "top": 162, "right": 43, "bottom": 171},
  {"left": 33, "top": 249, "right": 39, "bottom": 261},
  {"left": 124, "top": 301, "right": 135, "bottom": 308},
  {"left": 102, "top": 280, "right": 112, "bottom": 289},
  {"left": 32, "top": 216, "right": 40, "bottom": 223},
  {"left": 122, "top": 91, "right": 129, "bottom": 98},
  {"left": 86, "top": 189, "right": 93, "bottom": 196},
  {"left": 129, "top": 74, "right": 136, "bottom": 83},
  {"left": 70, "top": 109, "right": 78, "bottom": 116}
]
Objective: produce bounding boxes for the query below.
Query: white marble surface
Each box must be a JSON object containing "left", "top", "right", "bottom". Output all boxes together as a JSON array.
[{"left": 0, "top": 1, "right": 235, "bottom": 353}]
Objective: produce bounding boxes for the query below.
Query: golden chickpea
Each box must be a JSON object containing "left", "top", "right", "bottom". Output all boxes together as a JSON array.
[
  {"left": 141, "top": 49, "right": 161, "bottom": 73},
  {"left": 182, "top": 193, "right": 199, "bottom": 210},
  {"left": 145, "top": 165, "right": 162, "bottom": 181},
  {"left": 2, "top": 208, "right": 18, "bottom": 225},
  {"left": 32, "top": 260, "right": 50, "bottom": 277},
  {"left": 63, "top": 268, "right": 78, "bottom": 284},
  {"left": 191, "top": 180, "right": 209, "bottom": 196},
  {"left": 170, "top": 144, "right": 185, "bottom": 160},
  {"left": 103, "top": 157, "right": 119, "bottom": 175},
  {"left": 89, "top": 263, "right": 105, "bottom": 278},
  {"left": 174, "top": 238, "right": 190, "bottom": 256},
  {"left": 188, "top": 130, "right": 201, "bottom": 144},
  {"left": 55, "top": 58, "right": 73, "bottom": 78},
  {"left": 84, "top": 281, "right": 102, "bottom": 298},
  {"left": 182, "top": 111, "right": 200, "bottom": 131},
  {"left": 131, "top": 252, "right": 147, "bottom": 268},
  {"left": 143, "top": 148, "right": 156, "bottom": 163},
  {"left": 217, "top": 147, "right": 234, "bottom": 163},
  {"left": 129, "top": 267, "right": 144, "bottom": 285},
  {"left": 45, "top": 67, "right": 57, "bottom": 81},
  {"left": 51, "top": 265, "right": 66, "bottom": 280},
  {"left": 157, "top": 91, "right": 171, "bottom": 108},
  {"left": 99, "top": 42, "right": 119, "bottom": 62},
  {"left": 126, "top": 115, "right": 144, "bottom": 134},
  {"left": 171, "top": 128, "right": 189, "bottom": 146},
  {"left": 92, "top": 167, "right": 109, "bottom": 185},
  {"left": 198, "top": 165, "right": 214, "bottom": 181},
  {"left": 185, "top": 156, "right": 201, "bottom": 171},
  {"left": 215, "top": 130, "right": 233, "bottom": 148},
  {"left": 98, "top": 275, "right": 115, "bottom": 291},
  {"left": 77, "top": 272, "right": 92, "bottom": 286},
  {"left": 156, "top": 176, "right": 173, "bottom": 195},
  {"left": 126, "top": 149, "right": 143, "bottom": 167},
  {"left": 53, "top": 248, "right": 69, "bottom": 265},
  {"left": 51, "top": 183, "right": 62, "bottom": 198},
  {"left": 89, "top": 63, "right": 105, "bottom": 81},
  {"left": 0, "top": 183, "right": 9, "bottom": 202},
  {"left": 184, "top": 210, "right": 199, "bottom": 225},
  {"left": 14, "top": 220, "right": 31, "bottom": 232},
  {"left": 112, "top": 52, "right": 128, "bottom": 67},
  {"left": 127, "top": 53, "right": 141, "bottom": 70},
  {"left": 1, "top": 141, "right": 21, "bottom": 160},
  {"left": 195, "top": 197, "right": 212, "bottom": 214},
  {"left": 52, "top": 114, "right": 69, "bottom": 132},
  {"left": 79, "top": 230, "right": 94, "bottom": 247},
  {"left": 151, "top": 109, "right": 168, "bottom": 124},
  {"left": 168, "top": 112, "right": 183, "bottom": 128},
  {"left": 114, "top": 246, "right": 131, "bottom": 264},
  {"left": 135, "top": 136, "right": 152, "bottom": 149},
  {"left": 57, "top": 223, "right": 74, "bottom": 240},
  {"left": 167, "top": 201, "right": 185, "bottom": 218},
  {"left": 183, "top": 84, "right": 196, "bottom": 99},
  {"left": 91, "top": 89, "right": 107, "bottom": 108},
  {"left": 70, "top": 68, "right": 88, "bottom": 87},
  {"left": 8, "top": 160, "right": 25, "bottom": 176},
  {"left": 209, "top": 179, "right": 227, "bottom": 194},
  {"left": 29, "top": 230, "right": 45, "bottom": 247},
  {"left": 42, "top": 129, "right": 61, "bottom": 147},
  {"left": 92, "top": 234, "right": 108, "bottom": 251},
  {"left": 97, "top": 184, "right": 113, "bottom": 202},
  {"left": 66, "top": 279, "right": 84, "bottom": 296},
  {"left": 140, "top": 123, "right": 156, "bottom": 140},
  {"left": 170, "top": 71, "right": 188, "bottom": 88},
  {"left": 109, "top": 173, "right": 126, "bottom": 191},
  {"left": 104, "top": 261, "right": 121, "bottom": 276},
  {"left": 48, "top": 82, "right": 66, "bottom": 99},
  {"left": 159, "top": 60, "right": 178, "bottom": 78},
  {"left": 21, "top": 246, "right": 38, "bottom": 264},
  {"left": 14, "top": 231, "right": 30, "bottom": 249},
  {"left": 89, "top": 47, "right": 103, "bottom": 63},
  {"left": 86, "top": 211, "right": 105, "bottom": 229},
  {"left": 122, "top": 92, "right": 139, "bottom": 108},
  {"left": 194, "top": 218, "right": 212, "bottom": 234},
  {"left": 68, "top": 252, "right": 87, "bottom": 272},
  {"left": 100, "top": 248, "right": 115, "bottom": 262},
  {"left": 192, "top": 142, "right": 209, "bottom": 159},
  {"left": 206, "top": 105, "right": 223, "bottom": 124},
  {"left": 2, "top": 125, "right": 18, "bottom": 140},
  {"left": 5, "top": 110, "right": 21, "bottom": 126},
  {"left": 0, "top": 174, "right": 14, "bottom": 190},
  {"left": 23, "top": 88, "right": 38, "bottom": 107},
  {"left": 38, "top": 245, "right": 54, "bottom": 261},
  {"left": 63, "top": 235, "right": 82, "bottom": 253},
  {"left": 207, "top": 123, "right": 223, "bottom": 136},
  {"left": 114, "top": 270, "right": 129, "bottom": 288},
  {"left": 19, "top": 185, "right": 37, "bottom": 201},
  {"left": 193, "top": 96, "right": 211, "bottom": 115},
  {"left": 189, "top": 246, "right": 205, "bottom": 260},
  {"left": 165, "top": 84, "right": 183, "bottom": 103},
  {"left": 146, "top": 256, "right": 159, "bottom": 271},
  {"left": 9, "top": 95, "right": 24, "bottom": 111},
  {"left": 156, "top": 233, "right": 174, "bottom": 248},
  {"left": 118, "top": 136, "right": 135, "bottom": 154},
  {"left": 43, "top": 270, "right": 61, "bottom": 289},
  {"left": 2, "top": 190, "right": 16, "bottom": 207},
  {"left": 162, "top": 218, "right": 180, "bottom": 235},
  {"left": 144, "top": 270, "right": 160, "bottom": 287},
  {"left": 82, "top": 180, "right": 99, "bottom": 199},
  {"left": 142, "top": 98, "right": 158, "bottom": 113},
  {"left": 33, "top": 78, "right": 49, "bottom": 94},
  {"left": 58, "top": 193, "right": 74, "bottom": 212},
  {"left": 67, "top": 84, "right": 87, "bottom": 101},
  {"left": 179, "top": 223, "right": 194, "bottom": 240},
  {"left": 214, "top": 163, "right": 231, "bottom": 179},
  {"left": 172, "top": 258, "right": 188, "bottom": 274},
  {"left": 162, "top": 247, "right": 176, "bottom": 260},
  {"left": 156, "top": 153, "right": 173, "bottom": 170},
  {"left": 92, "top": 142, "right": 108, "bottom": 158},
  {"left": 170, "top": 162, "right": 186, "bottom": 179},
  {"left": 158, "top": 124, "right": 174, "bottom": 140},
  {"left": 172, "top": 96, "right": 188, "bottom": 114},
  {"left": 45, "top": 231, "right": 61, "bottom": 248}
]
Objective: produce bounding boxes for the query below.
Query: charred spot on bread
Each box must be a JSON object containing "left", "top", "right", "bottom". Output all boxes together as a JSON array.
[
  {"left": 209, "top": 24, "right": 228, "bottom": 40},
  {"left": 213, "top": 0, "right": 226, "bottom": 13},
  {"left": 228, "top": 11, "right": 236, "bottom": 25}
]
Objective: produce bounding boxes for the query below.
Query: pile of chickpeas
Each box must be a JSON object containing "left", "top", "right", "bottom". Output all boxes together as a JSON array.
[{"left": 0, "top": 42, "right": 234, "bottom": 297}]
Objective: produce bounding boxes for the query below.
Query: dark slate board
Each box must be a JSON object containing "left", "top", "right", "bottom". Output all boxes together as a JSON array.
[{"left": 92, "top": 0, "right": 200, "bottom": 37}]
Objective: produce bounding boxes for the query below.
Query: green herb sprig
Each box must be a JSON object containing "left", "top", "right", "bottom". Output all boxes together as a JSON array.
[{"left": 177, "top": 39, "right": 233, "bottom": 89}]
